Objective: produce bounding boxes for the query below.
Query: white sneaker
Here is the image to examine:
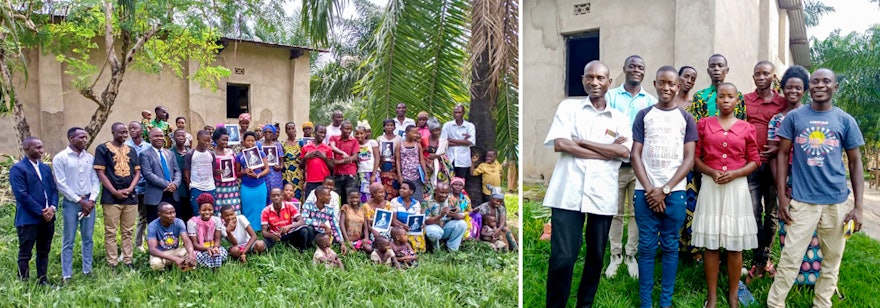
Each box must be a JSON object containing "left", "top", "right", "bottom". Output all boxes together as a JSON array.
[
  {"left": 605, "top": 254, "right": 623, "bottom": 278},
  {"left": 625, "top": 255, "right": 639, "bottom": 279}
]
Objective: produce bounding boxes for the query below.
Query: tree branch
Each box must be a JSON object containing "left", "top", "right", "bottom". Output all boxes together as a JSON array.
[{"left": 104, "top": 0, "right": 120, "bottom": 73}]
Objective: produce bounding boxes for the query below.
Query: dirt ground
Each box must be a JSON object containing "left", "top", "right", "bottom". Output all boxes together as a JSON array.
[{"left": 850, "top": 184, "right": 880, "bottom": 241}]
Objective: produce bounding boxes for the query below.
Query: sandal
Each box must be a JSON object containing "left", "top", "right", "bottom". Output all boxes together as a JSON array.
[
  {"left": 764, "top": 261, "right": 777, "bottom": 278},
  {"left": 745, "top": 265, "right": 763, "bottom": 284}
]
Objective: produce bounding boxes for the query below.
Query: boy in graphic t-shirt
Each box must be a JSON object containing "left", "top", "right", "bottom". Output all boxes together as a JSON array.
[
  {"left": 630, "top": 66, "right": 698, "bottom": 308},
  {"left": 766, "top": 68, "right": 865, "bottom": 308}
]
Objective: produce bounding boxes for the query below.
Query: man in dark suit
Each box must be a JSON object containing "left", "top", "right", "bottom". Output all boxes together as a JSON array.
[
  {"left": 140, "top": 128, "right": 182, "bottom": 223},
  {"left": 11, "top": 137, "right": 58, "bottom": 285}
]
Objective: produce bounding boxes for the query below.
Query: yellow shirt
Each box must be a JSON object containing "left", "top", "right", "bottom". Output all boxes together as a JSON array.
[{"left": 472, "top": 161, "right": 502, "bottom": 195}]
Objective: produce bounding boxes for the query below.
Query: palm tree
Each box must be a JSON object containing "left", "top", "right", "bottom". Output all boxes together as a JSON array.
[
  {"left": 301, "top": 0, "right": 519, "bottom": 170},
  {"left": 803, "top": 0, "right": 835, "bottom": 28}
]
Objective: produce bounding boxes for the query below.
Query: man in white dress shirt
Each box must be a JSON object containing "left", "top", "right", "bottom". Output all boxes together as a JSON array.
[
  {"left": 393, "top": 103, "right": 415, "bottom": 138},
  {"left": 53, "top": 127, "right": 101, "bottom": 283},
  {"left": 543, "top": 61, "right": 632, "bottom": 308},
  {"left": 441, "top": 104, "right": 476, "bottom": 190}
]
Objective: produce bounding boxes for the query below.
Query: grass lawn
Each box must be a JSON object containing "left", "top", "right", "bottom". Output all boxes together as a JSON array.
[
  {"left": 0, "top": 194, "right": 519, "bottom": 307},
  {"left": 523, "top": 199, "right": 880, "bottom": 307}
]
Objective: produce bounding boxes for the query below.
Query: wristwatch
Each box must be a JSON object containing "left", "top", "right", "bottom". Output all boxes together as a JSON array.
[{"left": 662, "top": 185, "right": 671, "bottom": 195}]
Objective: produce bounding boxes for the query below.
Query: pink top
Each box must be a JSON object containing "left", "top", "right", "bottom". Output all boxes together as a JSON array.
[{"left": 696, "top": 117, "right": 761, "bottom": 172}]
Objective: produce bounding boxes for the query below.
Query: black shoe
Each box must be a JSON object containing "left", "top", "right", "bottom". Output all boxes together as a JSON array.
[
  {"left": 38, "top": 279, "right": 49, "bottom": 286},
  {"left": 110, "top": 264, "right": 117, "bottom": 272},
  {"left": 125, "top": 263, "right": 135, "bottom": 272}
]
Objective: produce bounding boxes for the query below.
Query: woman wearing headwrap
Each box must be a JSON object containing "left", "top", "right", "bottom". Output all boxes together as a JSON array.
[
  {"left": 448, "top": 177, "right": 474, "bottom": 239},
  {"left": 299, "top": 122, "right": 315, "bottom": 148},
  {"left": 259, "top": 124, "right": 285, "bottom": 198},
  {"left": 416, "top": 111, "right": 431, "bottom": 148},
  {"left": 231, "top": 113, "right": 252, "bottom": 154},
  {"left": 282, "top": 122, "right": 305, "bottom": 200}
]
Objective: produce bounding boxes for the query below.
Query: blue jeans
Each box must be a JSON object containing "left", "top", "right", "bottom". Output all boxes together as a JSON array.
[
  {"left": 189, "top": 188, "right": 216, "bottom": 215},
  {"left": 634, "top": 190, "right": 686, "bottom": 308},
  {"left": 425, "top": 220, "right": 467, "bottom": 251},
  {"left": 61, "top": 199, "right": 95, "bottom": 278}
]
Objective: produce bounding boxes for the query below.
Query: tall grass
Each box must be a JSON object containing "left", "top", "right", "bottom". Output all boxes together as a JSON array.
[
  {"left": 0, "top": 197, "right": 518, "bottom": 307},
  {"left": 523, "top": 200, "right": 880, "bottom": 307}
]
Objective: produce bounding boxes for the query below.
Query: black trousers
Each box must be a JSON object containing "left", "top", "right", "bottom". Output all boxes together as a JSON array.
[
  {"left": 265, "top": 226, "right": 316, "bottom": 251},
  {"left": 546, "top": 208, "right": 613, "bottom": 308},
  {"left": 303, "top": 182, "right": 323, "bottom": 200},
  {"left": 17, "top": 221, "right": 55, "bottom": 283},
  {"left": 146, "top": 192, "right": 178, "bottom": 223},
  {"left": 334, "top": 175, "right": 357, "bottom": 200},
  {"left": 747, "top": 163, "right": 778, "bottom": 267}
]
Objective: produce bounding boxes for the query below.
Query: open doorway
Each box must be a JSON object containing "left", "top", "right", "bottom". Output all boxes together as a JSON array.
[
  {"left": 226, "top": 83, "right": 250, "bottom": 119},
  {"left": 565, "top": 31, "right": 600, "bottom": 97}
]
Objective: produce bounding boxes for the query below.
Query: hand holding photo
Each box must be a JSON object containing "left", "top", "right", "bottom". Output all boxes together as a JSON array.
[
  {"left": 220, "top": 158, "right": 236, "bottom": 183},
  {"left": 406, "top": 214, "right": 424, "bottom": 235},
  {"left": 243, "top": 146, "right": 264, "bottom": 169},
  {"left": 372, "top": 209, "right": 393, "bottom": 233},
  {"left": 263, "top": 145, "right": 279, "bottom": 166},
  {"left": 226, "top": 124, "right": 242, "bottom": 145}
]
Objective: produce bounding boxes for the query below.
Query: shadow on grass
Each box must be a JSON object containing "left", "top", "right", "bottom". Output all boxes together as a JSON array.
[{"left": 523, "top": 200, "right": 880, "bottom": 307}]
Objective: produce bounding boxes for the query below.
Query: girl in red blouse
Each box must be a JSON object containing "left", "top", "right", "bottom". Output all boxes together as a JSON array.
[{"left": 691, "top": 83, "right": 761, "bottom": 308}]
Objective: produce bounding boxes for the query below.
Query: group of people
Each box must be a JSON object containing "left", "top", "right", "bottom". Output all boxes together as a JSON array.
[
  {"left": 12, "top": 103, "right": 517, "bottom": 285},
  {"left": 543, "top": 54, "right": 865, "bottom": 308}
]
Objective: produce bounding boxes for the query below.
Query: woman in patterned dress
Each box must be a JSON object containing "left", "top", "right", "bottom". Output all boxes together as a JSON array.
[
  {"left": 212, "top": 127, "right": 242, "bottom": 215},
  {"left": 376, "top": 119, "right": 401, "bottom": 200},
  {"left": 365, "top": 183, "right": 393, "bottom": 239},
  {"left": 282, "top": 122, "right": 305, "bottom": 201},
  {"left": 259, "top": 124, "right": 285, "bottom": 199}
]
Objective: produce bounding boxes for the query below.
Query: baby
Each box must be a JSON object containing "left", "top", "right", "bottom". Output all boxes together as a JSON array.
[
  {"left": 390, "top": 227, "right": 418, "bottom": 268},
  {"left": 370, "top": 236, "right": 400, "bottom": 268},
  {"left": 141, "top": 110, "right": 153, "bottom": 136},
  {"left": 480, "top": 214, "right": 507, "bottom": 251},
  {"left": 313, "top": 233, "right": 344, "bottom": 270}
]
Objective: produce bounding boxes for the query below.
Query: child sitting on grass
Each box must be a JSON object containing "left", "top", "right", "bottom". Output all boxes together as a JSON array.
[
  {"left": 313, "top": 233, "right": 344, "bottom": 270},
  {"left": 220, "top": 205, "right": 266, "bottom": 263},
  {"left": 370, "top": 236, "right": 400, "bottom": 268},
  {"left": 480, "top": 214, "right": 507, "bottom": 251},
  {"left": 187, "top": 195, "right": 228, "bottom": 269},
  {"left": 390, "top": 227, "right": 418, "bottom": 268}
]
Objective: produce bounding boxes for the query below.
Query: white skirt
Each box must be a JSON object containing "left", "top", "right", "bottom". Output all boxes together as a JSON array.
[{"left": 691, "top": 174, "right": 758, "bottom": 251}]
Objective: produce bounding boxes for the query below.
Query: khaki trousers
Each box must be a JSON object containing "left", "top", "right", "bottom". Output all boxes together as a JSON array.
[
  {"left": 149, "top": 247, "right": 189, "bottom": 271},
  {"left": 103, "top": 204, "right": 138, "bottom": 266},
  {"left": 609, "top": 166, "right": 638, "bottom": 256},
  {"left": 767, "top": 200, "right": 848, "bottom": 308}
]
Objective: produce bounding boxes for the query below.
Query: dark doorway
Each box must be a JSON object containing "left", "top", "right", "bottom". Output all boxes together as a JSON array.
[
  {"left": 565, "top": 31, "right": 600, "bottom": 97},
  {"left": 226, "top": 83, "right": 250, "bottom": 119}
]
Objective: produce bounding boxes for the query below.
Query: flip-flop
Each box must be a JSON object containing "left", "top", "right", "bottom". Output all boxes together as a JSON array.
[{"left": 764, "top": 261, "right": 777, "bottom": 278}]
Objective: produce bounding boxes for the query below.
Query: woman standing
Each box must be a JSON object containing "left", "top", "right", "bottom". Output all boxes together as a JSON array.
[
  {"left": 675, "top": 65, "right": 705, "bottom": 262},
  {"left": 424, "top": 118, "right": 452, "bottom": 194},
  {"left": 237, "top": 131, "right": 269, "bottom": 232},
  {"left": 376, "top": 119, "right": 401, "bottom": 200},
  {"left": 282, "top": 122, "right": 305, "bottom": 201},
  {"left": 260, "top": 124, "right": 285, "bottom": 197},
  {"left": 396, "top": 126, "right": 428, "bottom": 203},
  {"left": 212, "top": 127, "right": 242, "bottom": 215},
  {"left": 692, "top": 82, "right": 760, "bottom": 308}
]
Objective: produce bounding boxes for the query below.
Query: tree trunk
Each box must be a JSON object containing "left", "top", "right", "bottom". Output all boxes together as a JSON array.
[
  {"left": 469, "top": 48, "right": 495, "bottom": 155},
  {"left": 84, "top": 103, "right": 112, "bottom": 149},
  {"left": 11, "top": 97, "right": 32, "bottom": 159}
]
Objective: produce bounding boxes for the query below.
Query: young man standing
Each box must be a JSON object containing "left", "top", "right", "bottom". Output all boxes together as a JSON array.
[
  {"left": 393, "top": 103, "right": 415, "bottom": 138},
  {"left": 53, "top": 127, "right": 101, "bottom": 283},
  {"left": 330, "top": 121, "right": 360, "bottom": 199},
  {"left": 692, "top": 54, "right": 746, "bottom": 120},
  {"left": 631, "top": 66, "right": 698, "bottom": 308},
  {"left": 605, "top": 55, "right": 656, "bottom": 279},
  {"left": 11, "top": 137, "right": 58, "bottom": 285},
  {"left": 744, "top": 60, "right": 787, "bottom": 277},
  {"left": 301, "top": 125, "right": 334, "bottom": 199},
  {"left": 767, "top": 68, "right": 864, "bottom": 308},
  {"left": 183, "top": 130, "right": 217, "bottom": 215},
  {"left": 543, "top": 61, "right": 632, "bottom": 308},
  {"left": 94, "top": 123, "right": 141, "bottom": 271}
]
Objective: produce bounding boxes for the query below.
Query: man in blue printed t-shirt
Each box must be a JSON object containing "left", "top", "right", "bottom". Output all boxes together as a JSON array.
[{"left": 767, "top": 68, "right": 865, "bottom": 308}]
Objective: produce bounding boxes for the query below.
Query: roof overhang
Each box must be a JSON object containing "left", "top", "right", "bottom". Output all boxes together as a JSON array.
[
  {"left": 217, "top": 37, "right": 328, "bottom": 59},
  {"left": 778, "top": 0, "right": 811, "bottom": 68}
]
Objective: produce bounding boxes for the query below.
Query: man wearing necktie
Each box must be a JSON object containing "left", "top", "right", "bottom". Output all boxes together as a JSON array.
[
  {"left": 141, "top": 128, "right": 182, "bottom": 225},
  {"left": 11, "top": 137, "right": 59, "bottom": 285},
  {"left": 95, "top": 123, "right": 141, "bottom": 271}
]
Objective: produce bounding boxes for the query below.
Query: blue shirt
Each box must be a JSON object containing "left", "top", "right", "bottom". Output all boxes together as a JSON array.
[
  {"left": 776, "top": 106, "right": 864, "bottom": 204},
  {"left": 147, "top": 218, "right": 187, "bottom": 252},
  {"left": 236, "top": 144, "right": 266, "bottom": 187},
  {"left": 126, "top": 139, "right": 151, "bottom": 194},
  {"left": 606, "top": 85, "right": 657, "bottom": 125}
]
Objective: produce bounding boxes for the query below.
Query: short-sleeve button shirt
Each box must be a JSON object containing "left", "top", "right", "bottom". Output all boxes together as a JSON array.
[
  {"left": 542, "top": 98, "right": 633, "bottom": 215},
  {"left": 696, "top": 117, "right": 761, "bottom": 172}
]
